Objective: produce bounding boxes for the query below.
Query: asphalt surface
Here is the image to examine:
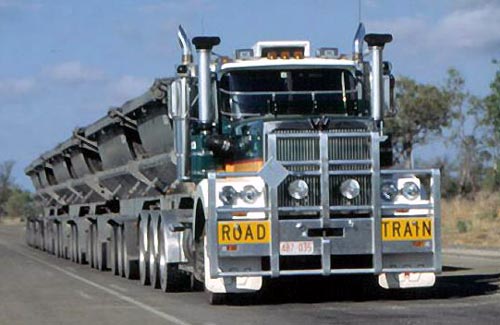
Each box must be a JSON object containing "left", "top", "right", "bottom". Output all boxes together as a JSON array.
[{"left": 1, "top": 225, "right": 500, "bottom": 325}]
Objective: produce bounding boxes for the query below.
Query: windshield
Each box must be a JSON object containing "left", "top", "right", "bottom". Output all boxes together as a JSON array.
[{"left": 219, "top": 68, "right": 364, "bottom": 119}]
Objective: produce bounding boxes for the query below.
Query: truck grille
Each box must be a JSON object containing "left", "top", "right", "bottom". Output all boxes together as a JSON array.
[{"left": 272, "top": 129, "right": 372, "bottom": 212}]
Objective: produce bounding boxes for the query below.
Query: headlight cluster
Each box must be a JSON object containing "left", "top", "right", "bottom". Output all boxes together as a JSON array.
[
  {"left": 381, "top": 181, "right": 421, "bottom": 201},
  {"left": 219, "top": 185, "right": 261, "bottom": 205}
]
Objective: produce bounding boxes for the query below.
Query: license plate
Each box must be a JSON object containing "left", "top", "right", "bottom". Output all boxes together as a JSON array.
[
  {"left": 218, "top": 221, "right": 270, "bottom": 244},
  {"left": 382, "top": 217, "right": 432, "bottom": 241},
  {"left": 280, "top": 241, "right": 314, "bottom": 255}
]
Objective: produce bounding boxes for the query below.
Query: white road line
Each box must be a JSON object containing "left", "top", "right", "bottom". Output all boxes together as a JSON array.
[
  {"left": 0, "top": 241, "right": 192, "bottom": 325},
  {"left": 77, "top": 290, "right": 93, "bottom": 300},
  {"left": 109, "top": 284, "right": 128, "bottom": 293}
]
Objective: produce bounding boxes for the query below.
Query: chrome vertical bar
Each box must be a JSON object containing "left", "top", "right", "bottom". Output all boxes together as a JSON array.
[
  {"left": 370, "top": 132, "right": 382, "bottom": 273},
  {"left": 268, "top": 134, "right": 280, "bottom": 277},
  {"left": 320, "top": 132, "right": 331, "bottom": 274},
  {"left": 207, "top": 172, "right": 219, "bottom": 278},
  {"left": 320, "top": 132, "right": 330, "bottom": 227},
  {"left": 431, "top": 169, "right": 442, "bottom": 272}
]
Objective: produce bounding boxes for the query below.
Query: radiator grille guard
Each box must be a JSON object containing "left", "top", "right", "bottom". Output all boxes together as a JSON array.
[
  {"left": 206, "top": 125, "right": 441, "bottom": 278},
  {"left": 274, "top": 130, "right": 372, "bottom": 211}
]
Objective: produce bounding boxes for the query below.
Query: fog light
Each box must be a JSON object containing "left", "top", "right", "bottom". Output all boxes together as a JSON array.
[
  {"left": 219, "top": 186, "right": 238, "bottom": 205},
  {"left": 402, "top": 182, "right": 420, "bottom": 200},
  {"left": 288, "top": 180, "right": 309, "bottom": 200},
  {"left": 381, "top": 182, "right": 398, "bottom": 201},
  {"left": 240, "top": 185, "right": 261, "bottom": 203},
  {"left": 340, "top": 179, "right": 360, "bottom": 199}
]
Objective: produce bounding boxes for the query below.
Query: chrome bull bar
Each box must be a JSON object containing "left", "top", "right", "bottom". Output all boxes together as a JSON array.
[{"left": 206, "top": 131, "right": 441, "bottom": 278}]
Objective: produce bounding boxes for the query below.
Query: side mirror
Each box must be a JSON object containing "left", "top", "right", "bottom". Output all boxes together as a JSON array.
[{"left": 383, "top": 62, "right": 397, "bottom": 117}]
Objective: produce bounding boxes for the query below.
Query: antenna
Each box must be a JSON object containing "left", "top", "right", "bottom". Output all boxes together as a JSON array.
[{"left": 358, "top": 0, "right": 362, "bottom": 24}]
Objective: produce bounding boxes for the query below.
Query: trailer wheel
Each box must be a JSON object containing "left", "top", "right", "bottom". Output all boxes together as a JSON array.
[
  {"left": 139, "top": 218, "right": 150, "bottom": 285},
  {"left": 110, "top": 225, "right": 120, "bottom": 275},
  {"left": 158, "top": 218, "right": 189, "bottom": 292},
  {"left": 149, "top": 218, "right": 160, "bottom": 289},
  {"left": 55, "top": 222, "right": 63, "bottom": 258},
  {"left": 122, "top": 225, "right": 138, "bottom": 279},
  {"left": 116, "top": 225, "right": 124, "bottom": 277},
  {"left": 70, "top": 225, "right": 78, "bottom": 263}
]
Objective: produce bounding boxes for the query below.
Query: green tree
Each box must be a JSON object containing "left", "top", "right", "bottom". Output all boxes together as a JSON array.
[
  {"left": 386, "top": 76, "right": 452, "bottom": 166},
  {"left": 5, "top": 189, "right": 35, "bottom": 219},
  {"left": 0, "top": 160, "right": 15, "bottom": 216},
  {"left": 444, "top": 68, "right": 487, "bottom": 195},
  {"left": 482, "top": 60, "right": 500, "bottom": 190}
]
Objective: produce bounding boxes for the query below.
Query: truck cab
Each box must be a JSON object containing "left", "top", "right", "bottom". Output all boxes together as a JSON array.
[{"left": 184, "top": 27, "right": 441, "bottom": 300}]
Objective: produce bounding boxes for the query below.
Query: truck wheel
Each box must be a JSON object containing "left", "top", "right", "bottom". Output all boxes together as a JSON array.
[
  {"left": 117, "top": 225, "right": 124, "bottom": 277},
  {"left": 123, "top": 225, "right": 138, "bottom": 279},
  {"left": 207, "top": 292, "right": 227, "bottom": 305},
  {"left": 158, "top": 219, "right": 189, "bottom": 292},
  {"left": 149, "top": 219, "right": 160, "bottom": 289},
  {"left": 96, "top": 230, "right": 107, "bottom": 271},
  {"left": 194, "top": 231, "right": 228, "bottom": 305},
  {"left": 70, "top": 225, "right": 78, "bottom": 263},
  {"left": 55, "top": 223, "right": 62, "bottom": 258},
  {"left": 139, "top": 218, "right": 150, "bottom": 285},
  {"left": 110, "top": 226, "right": 119, "bottom": 275}
]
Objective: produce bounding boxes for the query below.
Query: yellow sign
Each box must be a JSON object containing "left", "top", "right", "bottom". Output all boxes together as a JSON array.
[
  {"left": 218, "top": 221, "right": 270, "bottom": 244},
  {"left": 382, "top": 217, "right": 433, "bottom": 241}
]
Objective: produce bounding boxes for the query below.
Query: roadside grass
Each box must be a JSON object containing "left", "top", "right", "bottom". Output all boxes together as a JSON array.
[
  {"left": 0, "top": 216, "right": 24, "bottom": 226},
  {"left": 442, "top": 191, "right": 500, "bottom": 248}
]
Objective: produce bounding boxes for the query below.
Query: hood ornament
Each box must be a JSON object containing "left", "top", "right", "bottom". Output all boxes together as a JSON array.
[{"left": 310, "top": 116, "right": 330, "bottom": 131}]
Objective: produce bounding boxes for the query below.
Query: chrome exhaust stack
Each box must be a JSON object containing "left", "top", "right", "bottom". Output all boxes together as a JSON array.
[
  {"left": 172, "top": 26, "right": 194, "bottom": 181},
  {"left": 365, "top": 34, "right": 392, "bottom": 123},
  {"left": 352, "top": 23, "right": 365, "bottom": 62},
  {"left": 192, "top": 36, "right": 220, "bottom": 129},
  {"left": 177, "top": 25, "right": 193, "bottom": 64}
]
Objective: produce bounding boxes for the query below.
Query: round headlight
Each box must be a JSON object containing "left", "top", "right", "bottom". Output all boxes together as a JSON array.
[
  {"left": 381, "top": 182, "right": 398, "bottom": 201},
  {"left": 402, "top": 182, "right": 420, "bottom": 200},
  {"left": 219, "top": 186, "right": 238, "bottom": 205},
  {"left": 241, "top": 185, "right": 261, "bottom": 203},
  {"left": 340, "top": 179, "right": 360, "bottom": 199},
  {"left": 288, "top": 180, "right": 309, "bottom": 200}
]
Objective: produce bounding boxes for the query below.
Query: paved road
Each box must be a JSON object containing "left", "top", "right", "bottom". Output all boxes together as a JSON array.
[{"left": 1, "top": 225, "right": 499, "bottom": 325}]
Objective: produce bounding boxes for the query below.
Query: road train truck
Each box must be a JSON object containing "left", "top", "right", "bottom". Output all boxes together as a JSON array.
[{"left": 25, "top": 24, "right": 441, "bottom": 304}]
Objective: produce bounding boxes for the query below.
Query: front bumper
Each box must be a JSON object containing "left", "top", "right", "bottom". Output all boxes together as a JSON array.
[{"left": 206, "top": 168, "right": 441, "bottom": 278}]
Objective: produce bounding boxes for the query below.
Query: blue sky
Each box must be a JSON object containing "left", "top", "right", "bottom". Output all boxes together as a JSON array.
[{"left": 1, "top": 0, "right": 499, "bottom": 190}]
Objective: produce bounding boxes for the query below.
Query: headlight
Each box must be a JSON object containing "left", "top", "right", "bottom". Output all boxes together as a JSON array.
[
  {"left": 219, "top": 186, "right": 238, "bottom": 205},
  {"left": 288, "top": 179, "right": 309, "bottom": 200},
  {"left": 401, "top": 182, "right": 420, "bottom": 200},
  {"left": 381, "top": 182, "right": 398, "bottom": 201},
  {"left": 340, "top": 179, "right": 360, "bottom": 199},
  {"left": 240, "top": 185, "right": 261, "bottom": 203}
]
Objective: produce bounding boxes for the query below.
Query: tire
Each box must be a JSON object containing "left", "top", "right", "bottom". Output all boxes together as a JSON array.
[
  {"left": 122, "top": 225, "right": 139, "bottom": 279},
  {"left": 117, "top": 225, "right": 124, "bottom": 277},
  {"left": 55, "top": 223, "right": 62, "bottom": 258},
  {"left": 149, "top": 220, "right": 160, "bottom": 289},
  {"left": 207, "top": 292, "right": 227, "bottom": 305},
  {"left": 110, "top": 226, "right": 119, "bottom": 276},
  {"left": 96, "top": 232, "right": 107, "bottom": 271},
  {"left": 88, "top": 223, "right": 98, "bottom": 269},
  {"left": 159, "top": 219, "right": 189, "bottom": 292},
  {"left": 139, "top": 218, "right": 150, "bottom": 285}
]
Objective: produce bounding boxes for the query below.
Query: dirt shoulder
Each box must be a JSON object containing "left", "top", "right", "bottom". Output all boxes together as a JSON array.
[{"left": 442, "top": 191, "right": 500, "bottom": 249}]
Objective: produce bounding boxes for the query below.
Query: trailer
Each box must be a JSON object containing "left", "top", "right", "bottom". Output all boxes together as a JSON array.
[{"left": 25, "top": 24, "right": 441, "bottom": 304}]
